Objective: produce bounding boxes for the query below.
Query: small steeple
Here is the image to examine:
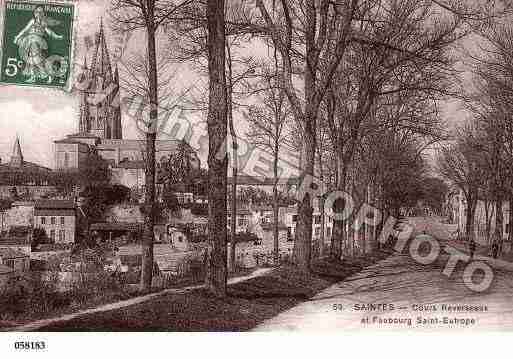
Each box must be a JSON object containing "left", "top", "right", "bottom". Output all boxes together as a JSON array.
[{"left": 10, "top": 135, "right": 24, "bottom": 168}]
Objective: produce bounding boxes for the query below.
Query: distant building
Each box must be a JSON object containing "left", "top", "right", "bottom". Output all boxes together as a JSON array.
[
  {"left": 89, "top": 222, "right": 142, "bottom": 243},
  {"left": 34, "top": 200, "right": 76, "bottom": 244},
  {"left": 0, "top": 264, "right": 14, "bottom": 292},
  {"left": 0, "top": 247, "right": 30, "bottom": 274},
  {"left": 1, "top": 201, "right": 34, "bottom": 233},
  {"left": 174, "top": 192, "right": 194, "bottom": 205},
  {"left": 0, "top": 136, "right": 52, "bottom": 175},
  {"left": 0, "top": 137, "right": 55, "bottom": 199},
  {"left": 53, "top": 22, "right": 200, "bottom": 191},
  {"left": 281, "top": 205, "right": 334, "bottom": 241},
  {"left": 227, "top": 208, "right": 252, "bottom": 234}
]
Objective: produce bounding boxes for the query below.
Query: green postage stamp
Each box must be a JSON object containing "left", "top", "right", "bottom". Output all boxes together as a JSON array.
[{"left": 0, "top": 0, "right": 75, "bottom": 90}]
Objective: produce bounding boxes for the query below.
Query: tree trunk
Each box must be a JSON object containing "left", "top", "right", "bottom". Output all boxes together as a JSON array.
[
  {"left": 293, "top": 130, "right": 315, "bottom": 270},
  {"left": 465, "top": 198, "right": 476, "bottom": 240},
  {"left": 140, "top": 20, "right": 158, "bottom": 293},
  {"left": 273, "top": 146, "right": 279, "bottom": 265},
  {"left": 227, "top": 43, "right": 237, "bottom": 273},
  {"left": 317, "top": 143, "right": 326, "bottom": 258},
  {"left": 484, "top": 199, "right": 491, "bottom": 244},
  {"left": 319, "top": 195, "right": 326, "bottom": 257},
  {"left": 509, "top": 195, "right": 513, "bottom": 242},
  {"left": 495, "top": 195, "right": 504, "bottom": 243},
  {"left": 331, "top": 155, "right": 345, "bottom": 260},
  {"left": 205, "top": 0, "right": 228, "bottom": 297}
]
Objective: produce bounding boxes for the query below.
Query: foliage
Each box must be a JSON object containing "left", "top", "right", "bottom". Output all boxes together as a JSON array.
[
  {"left": 80, "top": 184, "right": 129, "bottom": 223},
  {"left": 190, "top": 203, "right": 208, "bottom": 216},
  {"left": 31, "top": 227, "right": 48, "bottom": 250},
  {"left": 162, "top": 187, "right": 180, "bottom": 212},
  {"left": 0, "top": 198, "right": 12, "bottom": 211},
  {"left": 419, "top": 177, "right": 450, "bottom": 213}
]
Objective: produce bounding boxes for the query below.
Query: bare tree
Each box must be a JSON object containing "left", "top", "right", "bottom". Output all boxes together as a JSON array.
[
  {"left": 111, "top": 0, "right": 192, "bottom": 292},
  {"left": 437, "top": 123, "right": 487, "bottom": 239},
  {"left": 245, "top": 65, "right": 292, "bottom": 264},
  {"left": 255, "top": 0, "right": 360, "bottom": 270},
  {"left": 205, "top": 0, "right": 228, "bottom": 297}
]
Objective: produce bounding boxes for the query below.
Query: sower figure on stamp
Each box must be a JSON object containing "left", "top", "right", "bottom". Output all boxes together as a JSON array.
[{"left": 13, "top": 5, "right": 63, "bottom": 84}]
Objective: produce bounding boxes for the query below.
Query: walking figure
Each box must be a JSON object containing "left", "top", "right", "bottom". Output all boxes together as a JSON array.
[
  {"left": 469, "top": 239, "right": 476, "bottom": 259},
  {"left": 492, "top": 240, "right": 499, "bottom": 259}
]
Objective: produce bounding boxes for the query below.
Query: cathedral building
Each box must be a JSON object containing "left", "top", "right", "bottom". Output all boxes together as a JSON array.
[{"left": 54, "top": 23, "right": 200, "bottom": 190}]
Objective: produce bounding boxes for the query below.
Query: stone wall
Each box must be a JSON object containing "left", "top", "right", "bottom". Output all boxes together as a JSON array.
[
  {"left": 0, "top": 185, "right": 57, "bottom": 199},
  {"left": 105, "top": 204, "right": 144, "bottom": 223},
  {"left": 2, "top": 205, "right": 33, "bottom": 230}
]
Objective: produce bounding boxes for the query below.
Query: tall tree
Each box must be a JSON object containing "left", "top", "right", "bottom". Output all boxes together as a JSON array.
[
  {"left": 255, "top": 0, "right": 359, "bottom": 270},
  {"left": 110, "top": 0, "right": 192, "bottom": 292},
  {"left": 245, "top": 65, "right": 292, "bottom": 264},
  {"left": 437, "top": 123, "right": 487, "bottom": 239},
  {"left": 205, "top": 0, "right": 228, "bottom": 297}
]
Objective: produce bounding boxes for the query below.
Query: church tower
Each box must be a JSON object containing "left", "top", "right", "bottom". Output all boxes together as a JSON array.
[
  {"left": 10, "top": 136, "right": 24, "bottom": 168},
  {"left": 78, "top": 21, "right": 123, "bottom": 139}
]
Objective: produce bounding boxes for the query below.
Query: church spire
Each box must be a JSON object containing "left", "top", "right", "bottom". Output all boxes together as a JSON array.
[
  {"left": 78, "top": 56, "right": 90, "bottom": 133},
  {"left": 10, "top": 135, "right": 24, "bottom": 168},
  {"left": 90, "top": 18, "right": 113, "bottom": 85}
]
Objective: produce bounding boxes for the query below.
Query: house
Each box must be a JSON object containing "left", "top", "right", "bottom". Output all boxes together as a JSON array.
[
  {"left": 34, "top": 200, "right": 76, "bottom": 244},
  {"left": 227, "top": 208, "right": 253, "bottom": 234},
  {"left": 174, "top": 192, "right": 194, "bottom": 205},
  {"left": 281, "top": 205, "right": 334, "bottom": 241},
  {"left": 0, "top": 247, "right": 30, "bottom": 273},
  {"left": 2, "top": 201, "right": 34, "bottom": 232},
  {"left": 260, "top": 221, "right": 291, "bottom": 242},
  {"left": 89, "top": 222, "right": 142, "bottom": 243},
  {"left": 194, "top": 195, "right": 208, "bottom": 204}
]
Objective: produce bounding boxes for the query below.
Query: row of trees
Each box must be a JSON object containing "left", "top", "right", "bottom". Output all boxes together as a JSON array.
[
  {"left": 438, "top": 22, "right": 513, "bottom": 243},
  {"left": 107, "top": 0, "right": 510, "bottom": 296}
]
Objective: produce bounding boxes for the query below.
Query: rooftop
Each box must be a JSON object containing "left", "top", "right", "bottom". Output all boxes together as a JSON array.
[
  {"left": 0, "top": 264, "right": 14, "bottom": 275},
  {"left": 112, "top": 160, "right": 145, "bottom": 169},
  {"left": 90, "top": 222, "right": 143, "bottom": 232},
  {"left": 0, "top": 247, "right": 29, "bottom": 259},
  {"left": 35, "top": 200, "right": 75, "bottom": 209},
  {"left": 34, "top": 209, "right": 75, "bottom": 217}
]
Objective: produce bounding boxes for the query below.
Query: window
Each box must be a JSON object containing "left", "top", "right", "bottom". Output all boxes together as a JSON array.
[
  {"left": 4, "top": 259, "right": 14, "bottom": 269},
  {"left": 64, "top": 152, "right": 70, "bottom": 168},
  {"left": 60, "top": 217, "right": 65, "bottom": 225},
  {"left": 50, "top": 230, "right": 55, "bottom": 241},
  {"left": 178, "top": 236, "right": 183, "bottom": 243},
  {"left": 58, "top": 230, "right": 65, "bottom": 242},
  {"left": 315, "top": 227, "right": 320, "bottom": 236},
  {"left": 326, "top": 227, "right": 331, "bottom": 237},
  {"left": 51, "top": 217, "right": 56, "bottom": 225},
  {"left": 315, "top": 215, "right": 321, "bottom": 224},
  {"left": 292, "top": 215, "right": 298, "bottom": 222},
  {"left": 41, "top": 217, "right": 46, "bottom": 225},
  {"left": 238, "top": 217, "right": 246, "bottom": 226}
]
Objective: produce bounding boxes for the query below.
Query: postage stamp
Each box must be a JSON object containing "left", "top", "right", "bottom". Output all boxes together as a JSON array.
[{"left": 0, "top": 0, "right": 75, "bottom": 90}]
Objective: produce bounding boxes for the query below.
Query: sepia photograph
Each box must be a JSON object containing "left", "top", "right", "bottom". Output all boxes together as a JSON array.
[{"left": 1, "top": 0, "right": 513, "bottom": 353}]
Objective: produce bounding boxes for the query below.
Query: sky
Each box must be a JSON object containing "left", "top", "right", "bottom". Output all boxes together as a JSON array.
[
  {"left": 0, "top": 0, "right": 473, "bottom": 170},
  {"left": 0, "top": 0, "right": 107, "bottom": 167}
]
